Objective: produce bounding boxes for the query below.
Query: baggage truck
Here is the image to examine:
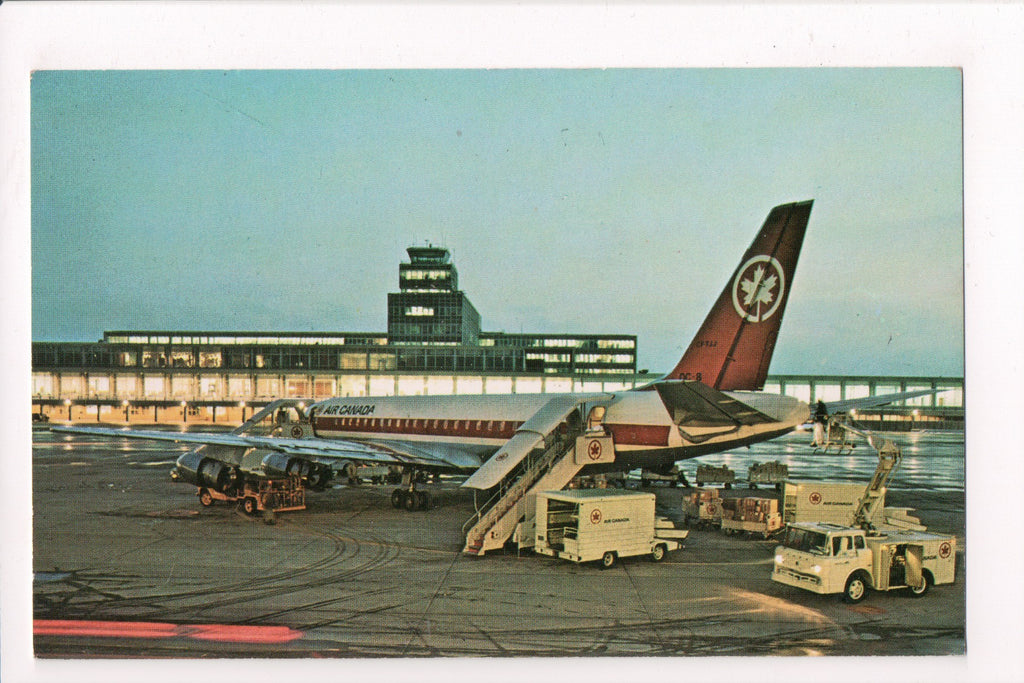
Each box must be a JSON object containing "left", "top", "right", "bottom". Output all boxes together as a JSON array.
[
  {"left": 197, "top": 475, "right": 306, "bottom": 515},
  {"left": 533, "top": 489, "right": 686, "bottom": 568},
  {"left": 747, "top": 461, "right": 788, "bottom": 489},
  {"left": 720, "top": 496, "right": 783, "bottom": 538},
  {"left": 772, "top": 522, "right": 956, "bottom": 602},
  {"left": 695, "top": 464, "right": 735, "bottom": 488}
]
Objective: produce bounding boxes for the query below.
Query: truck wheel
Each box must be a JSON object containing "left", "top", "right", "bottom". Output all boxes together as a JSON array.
[
  {"left": 908, "top": 572, "right": 931, "bottom": 597},
  {"left": 600, "top": 551, "right": 616, "bottom": 569},
  {"left": 651, "top": 544, "right": 666, "bottom": 562},
  {"left": 843, "top": 573, "right": 868, "bottom": 603},
  {"left": 198, "top": 488, "right": 214, "bottom": 507},
  {"left": 242, "top": 497, "right": 258, "bottom": 516}
]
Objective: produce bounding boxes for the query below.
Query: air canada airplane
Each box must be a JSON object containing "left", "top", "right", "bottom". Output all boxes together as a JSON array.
[{"left": 53, "top": 200, "right": 930, "bottom": 518}]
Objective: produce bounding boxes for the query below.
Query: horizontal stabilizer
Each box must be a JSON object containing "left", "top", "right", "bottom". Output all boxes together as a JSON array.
[{"left": 655, "top": 381, "right": 776, "bottom": 427}]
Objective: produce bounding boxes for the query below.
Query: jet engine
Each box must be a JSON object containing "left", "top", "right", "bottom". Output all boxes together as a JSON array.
[
  {"left": 261, "top": 453, "right": 332, "bottom": 490},
  {"left": 172, "top": 450, "right": 240, "bottom": 492}
]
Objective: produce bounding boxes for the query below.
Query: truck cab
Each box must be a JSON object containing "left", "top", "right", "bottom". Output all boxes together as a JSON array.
[{"left": 772, "top": 522, "right": 956, "bottom": 603}]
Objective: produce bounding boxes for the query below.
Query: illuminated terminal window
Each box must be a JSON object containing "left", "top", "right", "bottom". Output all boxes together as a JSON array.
[{"left": 405, "top": 306, "right": 435, "bottom": 317}]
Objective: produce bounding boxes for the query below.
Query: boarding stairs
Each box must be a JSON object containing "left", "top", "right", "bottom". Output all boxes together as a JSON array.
[{"left": 461, "top": 394, "right": 616, "bottom": 556}]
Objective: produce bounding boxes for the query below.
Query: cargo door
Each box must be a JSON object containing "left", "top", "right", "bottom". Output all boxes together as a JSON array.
[{"left": 905, "top": 544, "right": 924, "bottom": 589}]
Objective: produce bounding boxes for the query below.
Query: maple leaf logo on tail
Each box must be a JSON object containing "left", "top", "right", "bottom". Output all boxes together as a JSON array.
[{"left": 731, "top": 256, "right": 786, "bottom": 323}]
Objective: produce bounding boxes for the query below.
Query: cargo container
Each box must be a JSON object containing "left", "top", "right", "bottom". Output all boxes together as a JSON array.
[
  {"left": 781, "top": 481, "right": 925, "bottom": 531},
  {"left": 720, "top": 496, "right": 783, "bottom": 538},
  {"left": 533, "top": 489, "right": 686, "bottom": 567},
  {"left": 747, "top": 461, "right": 788, "bottom": 488},
  {"left": 682, "top": 487, "right": 722, "bottom": 528},
  {"left": 695, "top": 464, "right": 735, "bottom": 487}
]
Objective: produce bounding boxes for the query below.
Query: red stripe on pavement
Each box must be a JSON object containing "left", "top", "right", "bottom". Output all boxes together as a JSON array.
[{"left": 34, "top": 619, "right": 303, "bottom": 644}]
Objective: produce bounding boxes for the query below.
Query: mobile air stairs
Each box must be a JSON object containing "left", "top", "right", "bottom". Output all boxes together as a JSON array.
[{"left": 461, "top": 394, "right": 617, "bottom": 556}]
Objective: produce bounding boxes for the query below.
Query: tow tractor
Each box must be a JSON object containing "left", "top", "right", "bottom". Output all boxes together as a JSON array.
[
  {"left": 198, "top": 475, "right": 306, "bottom": 515},
  {"left": 772, "top": 417, "right": 957, "bottom": 602}
]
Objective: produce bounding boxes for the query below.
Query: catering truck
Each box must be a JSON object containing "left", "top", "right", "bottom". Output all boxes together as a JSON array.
[
  {"left": 772, "top": 522, "right": 956, "bottom": 602},
  {"left": 533, "top": 489, "right": 687, "bottom": 568}
]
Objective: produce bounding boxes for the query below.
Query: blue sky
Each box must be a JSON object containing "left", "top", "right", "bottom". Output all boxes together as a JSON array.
[{"left": 31, "top": 68, "right": 963, "bottom": 376}]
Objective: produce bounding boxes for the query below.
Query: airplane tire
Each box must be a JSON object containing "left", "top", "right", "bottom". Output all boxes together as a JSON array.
[
  {"left": 417, "top": 491, "right": 430, "bottom": 510},
  {"left": 198, "top": 488, "right": 214, "bottom": 507},
  {"left": 403, "top": 490, "right": 418, "bottom": 512},
  {"left": 390, "top": 489, "right": 403, "bottom": 508}
]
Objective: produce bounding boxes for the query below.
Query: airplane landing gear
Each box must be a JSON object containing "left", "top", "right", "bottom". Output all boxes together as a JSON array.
[{"left": 390, "top": 469, "right": 431, "bottom": 511}]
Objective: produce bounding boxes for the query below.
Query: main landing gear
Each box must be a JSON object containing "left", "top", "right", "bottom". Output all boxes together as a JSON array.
[{"left": 390, "top": 469, "right": 431, "bottom": 511}]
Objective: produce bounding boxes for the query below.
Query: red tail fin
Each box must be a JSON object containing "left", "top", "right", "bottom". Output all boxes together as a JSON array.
[{"left": 665, "top": 200, "right": 813, "bottom": 391}]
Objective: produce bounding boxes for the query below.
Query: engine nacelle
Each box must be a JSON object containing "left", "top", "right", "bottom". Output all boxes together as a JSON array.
[
  {"left": 172, "top": 450, "right": 239, "bottom": 491},
  {"left": 261, "top": 453, "right": 332, "bottom": 490}
]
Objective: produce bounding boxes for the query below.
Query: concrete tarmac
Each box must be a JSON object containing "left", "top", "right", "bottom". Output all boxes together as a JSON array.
[{"left": 32, "top": 429, "right": 965, "bottom": 659}]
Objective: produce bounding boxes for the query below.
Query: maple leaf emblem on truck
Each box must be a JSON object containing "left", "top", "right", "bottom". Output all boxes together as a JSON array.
[{"left": 731, "top": 255, "right": 786, "bottom": 323}]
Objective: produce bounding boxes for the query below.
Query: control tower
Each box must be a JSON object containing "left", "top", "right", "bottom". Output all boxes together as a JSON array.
[{"left": 387, "top": 245, "right": 481, "bottom": 345}]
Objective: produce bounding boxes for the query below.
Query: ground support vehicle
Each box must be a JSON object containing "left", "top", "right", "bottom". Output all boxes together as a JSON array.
[
  {"left": 682, "top": 488, "right": 722, "bottom": 529},
  {"left": 720, "top": 496, "right": 783, "bottom": 538},
  {"left": 197, "top": 475, "right": 306, "bottom": 515},
  {"left": 695, "top": 464, "right": 735, "bottom": 488},
  {"left": 772, "top": 522, "right": 956, "bottom": 602},
  {"left": 533, "top": 490, "right": 686, "bottom": 568},
  {"left": 747, "top": 461, "right": 788, "bottom": 489}
]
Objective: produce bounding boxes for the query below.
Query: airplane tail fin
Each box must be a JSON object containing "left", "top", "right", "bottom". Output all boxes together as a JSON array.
[{"left": 665, "top": 200, "right": 813, "bottom": 391}]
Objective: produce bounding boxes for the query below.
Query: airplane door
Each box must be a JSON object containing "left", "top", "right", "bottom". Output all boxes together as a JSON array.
[{"left": 586, "top": 405, "right": 607, "bottom": 432}]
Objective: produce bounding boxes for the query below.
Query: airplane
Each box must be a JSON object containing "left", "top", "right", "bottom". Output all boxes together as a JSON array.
[{"left": 52, "top": 200, "right": 934, "bottom": 516}]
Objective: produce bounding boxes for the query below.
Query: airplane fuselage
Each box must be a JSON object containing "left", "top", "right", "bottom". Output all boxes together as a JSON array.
[{"left": 311, "top": 390, "right": 810, "bottom": 473}]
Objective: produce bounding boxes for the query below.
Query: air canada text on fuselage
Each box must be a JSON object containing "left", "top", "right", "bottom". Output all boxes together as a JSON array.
[{"left": 320, "top": 404, "right": 376, "bottom": 416}]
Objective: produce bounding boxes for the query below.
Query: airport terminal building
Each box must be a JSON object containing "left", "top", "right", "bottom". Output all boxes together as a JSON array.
[{"left": 31, "top": 245, "right": 963, "bottom": 428}]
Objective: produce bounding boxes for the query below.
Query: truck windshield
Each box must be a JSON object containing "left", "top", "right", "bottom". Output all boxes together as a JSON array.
[{"left": 782, "top": 527, "right": 830, "bottom": 555}]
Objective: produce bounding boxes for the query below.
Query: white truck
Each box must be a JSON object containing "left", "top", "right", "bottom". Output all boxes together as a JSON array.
[
  {"left": 533, "top": 489, "right": 687, "bottom": 568},
  {"left": 772, "top": 522, "right": 956, "bottom": 602}
]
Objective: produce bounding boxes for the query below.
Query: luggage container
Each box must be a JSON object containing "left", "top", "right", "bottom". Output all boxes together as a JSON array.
[
  {"left": 781, "top": 481, "right": 925, "bottom": 531},
  {"left": 682, "top": 487, "right": 722, "bottom": 528},
  {"left": 695, "top": 464, "right": 735, "bottom": 488},
  {"left": 533, "top": 489, "right": 686, "bottom": 568},
  {"left": 747, "top": 461, "right": 788, "bottom": 489},
  {"left": 720, "top": 496, "right": 783, "bottom": 538}
]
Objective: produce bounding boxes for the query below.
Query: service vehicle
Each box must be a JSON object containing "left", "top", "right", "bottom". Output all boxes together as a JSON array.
[
  {"left": 773, "top": 419, "right": 953, "bottom": 602},
  {"left": 772, "top": 522, "right": 956, "bottom": 602},
  {"left": 533, "top": 489, "right": 686, "bottom": 568},
  {"left": 682, "top": 487, "right": 723, "bottom": 528},
  {"left": 196, "top": 475, "right": 306, "bottom": 515},
  {"left": 747, "top": 460, "right": 787, "bottom": 489},
  {"left": 720, "top": 496, "right": 783, "bottom": 538},
  {"left": 695, "top": 464, "right": 735, "bottom": 488}
]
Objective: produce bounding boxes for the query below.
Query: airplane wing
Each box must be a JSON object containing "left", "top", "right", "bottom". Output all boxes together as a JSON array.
[
  {"left": 49, "top": 425, "right": 482, "bottom": 471},
  {"left": 821, "top": 389, "right": 940, "bottom": 415}
]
